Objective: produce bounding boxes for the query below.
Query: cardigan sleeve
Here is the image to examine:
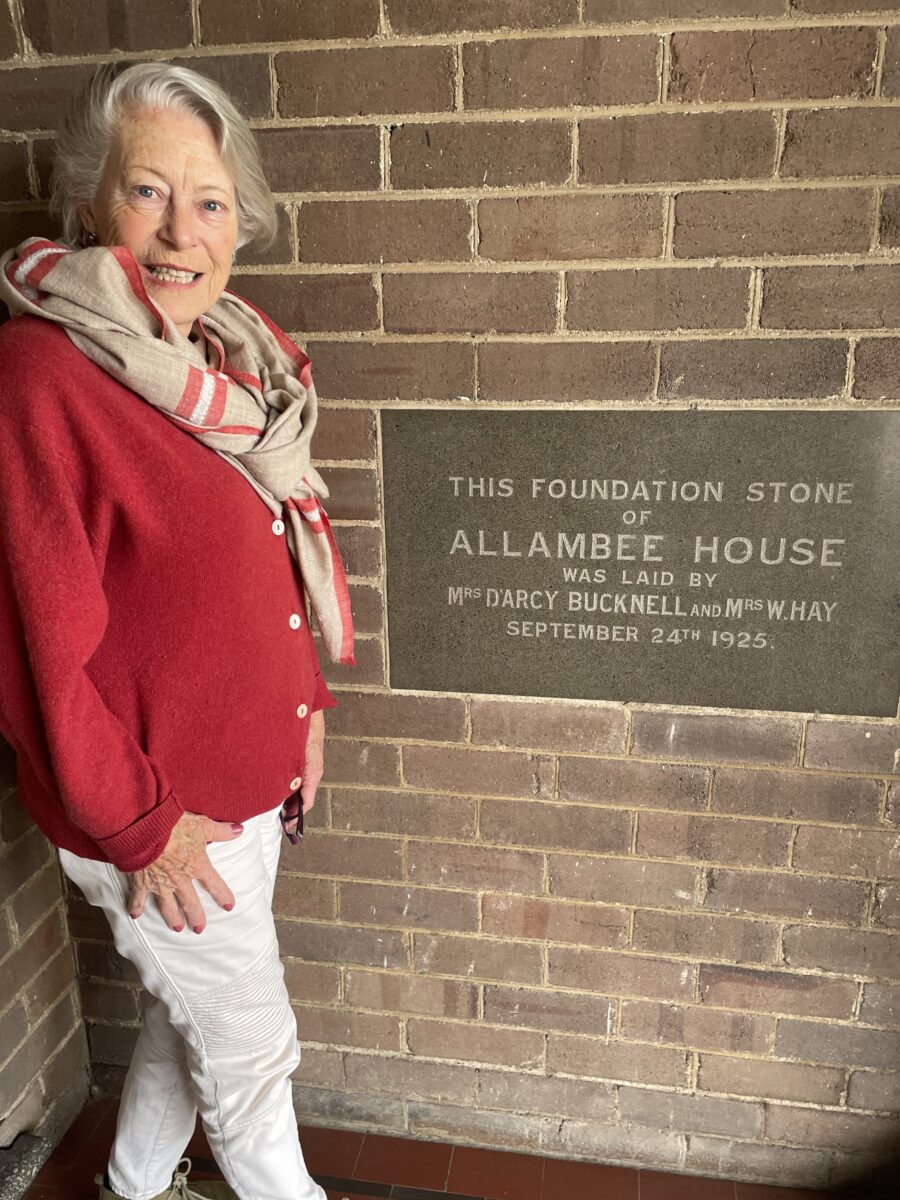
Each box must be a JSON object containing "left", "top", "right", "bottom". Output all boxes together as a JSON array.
[{"left": 0, "top": 413, "right": 183, "bottom": 872}]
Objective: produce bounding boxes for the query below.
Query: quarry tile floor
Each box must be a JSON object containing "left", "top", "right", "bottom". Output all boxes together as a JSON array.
[{"left": 23, "top": 1098, "right": 840, "bottom": 1200}]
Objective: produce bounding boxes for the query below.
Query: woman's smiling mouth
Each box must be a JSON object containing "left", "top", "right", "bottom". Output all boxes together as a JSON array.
[{"left": 143, "top": 262, "right": 202, "bottom": 286}]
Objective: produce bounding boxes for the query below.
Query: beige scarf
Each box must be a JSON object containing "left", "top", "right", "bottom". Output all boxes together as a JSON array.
[{"left": 0, "top": 238, "right": 355, "bottom": 664}]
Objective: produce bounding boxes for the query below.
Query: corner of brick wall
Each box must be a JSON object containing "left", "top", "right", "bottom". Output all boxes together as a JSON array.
[
  {"left": 0, "top": 737, "right": 90, "bottom": 1154},
  {"left": 1, "top": 0, "right": 899, "bottom": 1190}
]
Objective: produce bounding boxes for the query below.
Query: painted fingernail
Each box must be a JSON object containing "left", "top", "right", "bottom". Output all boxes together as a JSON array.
[
  {"left": 223, "top": 902, "right": 234, "bottom": 911},
  {"left": 172, "top": 924, "right": 184, "bottom": 933},
  {"left": 231, "top": 823, "right": 244, "bottom": 833},
  {"left": 192, "top": 925, "right": 203, "bottom": 934}
]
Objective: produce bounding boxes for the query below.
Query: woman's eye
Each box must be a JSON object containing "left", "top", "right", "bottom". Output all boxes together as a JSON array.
[
  {"left": 134, "top": 186, "right": 156, "bottom": 199},
  {"left": 201, "top": 200, "right": 225, "bottom": 213}
]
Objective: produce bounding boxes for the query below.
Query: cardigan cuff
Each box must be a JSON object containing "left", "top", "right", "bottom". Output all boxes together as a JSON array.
[
  {"left": 93, "top": 790, "right": 185, "bottom": 873},
  {"left": 312, "top": 672, "right": 337, "bottom": 713}
]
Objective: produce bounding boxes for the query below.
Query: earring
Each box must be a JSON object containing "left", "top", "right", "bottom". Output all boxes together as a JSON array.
[{"left": 85, "top": 231, "right": 97, "bottom": 244}]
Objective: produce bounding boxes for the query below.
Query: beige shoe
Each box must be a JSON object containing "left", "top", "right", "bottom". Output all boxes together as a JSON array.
[{"left": 95, "top": 1157, "right": 239, "bottom": 1200}]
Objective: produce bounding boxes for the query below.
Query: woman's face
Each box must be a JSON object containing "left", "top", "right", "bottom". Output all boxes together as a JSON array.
[{"left": 81, "top": 106, "right": 239, "bottom": 338}]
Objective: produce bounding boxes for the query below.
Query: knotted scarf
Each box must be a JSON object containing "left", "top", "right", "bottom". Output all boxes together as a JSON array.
[{"left": 0, "top": 238, "right": 355, "bottom": 665}]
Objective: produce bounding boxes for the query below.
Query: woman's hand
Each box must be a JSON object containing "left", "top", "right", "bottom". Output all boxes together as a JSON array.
[
  {"left": 126, "top": 811, "right": 244, "bottom": 934},
  {"left": 300, "top": 710, "right": 325, "bottom": 815}
]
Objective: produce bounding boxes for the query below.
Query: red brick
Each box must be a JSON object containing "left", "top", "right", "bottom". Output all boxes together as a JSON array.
[
  {"left": 0, "top": 64, "right": 94, "bottom": 131},
  {"left": 712, "top": 767, "right": 881, "bottom": 823},
  {"left": 700, "top": 1055, "right": 845, "bottom": 1105},
  {"left": 178, "top": 54, "right": 273, "bottom": 120},
  {"left": 318, "top": 466, "right": 378, "bottom": 521},
  {"left": 480, "top": 194, "right": 663, "bottom": 261},
  {"left": 874, "top": 882, "right": 900, "bottom": 930},
  {"left": 272, "top": 875, "right": 337, "bottom": 921},
  {"left": 343, "top": 1053, "right": 478, "bottom": 1105},
  {"left": 859, "top": 982, "right": 900, "bottom": 1027},
  {"left": 762, "top": 265, "right": 900, "bottom": 330},
  {"left": 686, "top": 1136, "right": 829, "bottom": 1189},
  {"left": 410, "top": 1102, "right": 552, "bottom": 1150},
  {"left": 884, "top": 27, "right": 900, "bottom": 97},
  {"left": 632, "top": 711, "right": 800, "bottom": 766},
  {"left": 619, "top": 1084, "right": 763, "bottom": 1137},
  {"left": 699, "top": 964, "right": 858, "bottom": 1019},
  {"left": 1, "top": 790, "right": 33, "bottom": 844},
  {"left": 383, "top": 271, "right": 558, "bottom": 334},
  {"left": 0, "top": 4, "right": 17, "bottom": 57},
  {"left": 793, "top": 826, "right": 900, "bottom": 879},
  {"left": 391, "top": 121, "right": 570, "bottom": 190},
  {"left": 340, "top": 881, "right": 479, "bottom": 932},
  {"left": 408, "top": 1017, "right": 544, "bottom": 1068},
  {"left": 478, "top": 1069, "right": 615, "bottom": 1119},
  {"left": 79, "top": 979, "right": 141, "bottom": 1023},
  {"left": 305, "top": 339, "right": 475, "bottom": 403},
  {"left": 345, "top": 970, "right": 477, "bottom": 1019},
  {"left": 705, "top": 868, "right": 868, "bottom": 923},
  {"left": 480, "top": 799, "right": 632, "bottom": 855},
  {"left": 548, "top": 946, "right": 695, "bottom": 1001},
  {"left": 312, "top": 408, "right": 376, "bottom": 463},
  {"left": 0, "top": 211, "right": 59, "bottom": 261},
  {"left": 0, "top": 909, "right": 63, "bottom": 1014},
  {"left": 464, "top": 34, "right": 657, "bottom": 109},
  {"left": 482, "top": 893, "right": 629, "bottom": 948},
  {"left": 403, "top": 745, "right": 554, "bottom": 798},
  {"left": 0, "top": 999, "right": 28, "bottom": 1068},
  {"left": 886, "top": 782, "right": 900, "bottom": 825},
  {"left": 22, "top": 0, "right": 188, "bottom": 55},
  {"left": 236, "top": 206, "right": 293, "bottom": 267},
  {"left": 764, "top": 1104, "right": 900, "bottom": 1151},
  {"left": 256, "top": 127, "right": 380, "bottom": 195},
  {"left": 549, "top": 855, "right": 700, "bottom": 910},
  {"left": 803, "top": 720, "right": 899, "bottom": 774},
  {"left": 385, "top": 0, "right": 578, "bottom": 35},
  {"left": 659, "top": 337, "right": 848, "bottom": 400},
  {"left": 847, "top": 1070, "right": 900, "bottom": 1111},
  {"left": 585, "top": 0, "right": 785, "bottom": 17},
  {"left": 580, "top": 111, "right": 777, "bottom": 185},
  {"left": 632, "top": 910, "right": 779, "bottom": 964},
  {"left": 282, "top": 960, "right": 340, "bottom": 1005},
  {"left": 332, "top": 788, "right": 477, "bottom": 839},
  {"left": 880, "top": 186, "right": 900, "bottom": 248},
  {"left": 413, "top": 932, "right": 543, "bottom": 984},
  {"left": 478, "top": 340, "right": 655, "bottom": 403},
  {"left": 670, "top": 28, "right": 878, "bottom": 103},
  {"left": 233, "top": 273, "right": 378, "bottom": 334},
  {"left": 297, "top": 1006, "right": 400, "bottom": 1052},
  {"left": 638, "top": 813, "right": 791, "bottom": 868},
  {"left": 0, "top": 141, "right": 30, "bottom": 202},
  {"left": 0, "top": 827, "right": 50, "bottom": 904},
  {"left": 471, "top": 697, "right": 626, "bottom": 755},
  {"left": 323, "top": 739, "right": 400, "bottom": 787},
  {"left": 291, "top": 1045, "right": 344, "bottom": 1089},
  {"left": 547, "top": 1033, "right": 689, "bottom": 1086},
  {"left": 674, "top": 188, "right": 875, "bottom": 258},
  {"left": 76, "top": 940, "right": 139, "bottom": 984},
  {"left": 277, "top": 45, "right": 454, "bottom": 119},
  {"left": 333, "top": 693, "right": 466, "bottom": 744},
  {"left": 282, "top": 832, "right": 403, "bottom": 881},
  {"left": 782, "top": 925, "right": 898, "bottom": 977},
  {"left": 621, "top": 999, "right": 773, "bottom": 1054},
  {"left": 484, "top": 984, "right": 613, "bottom": 1034},
  {"left": 275, "top": 920, "right": 408, "bottom": 969},
  {"left": 567, "top": 267, "right": 750, "bottom": 332},
  {"left": 201, "top": 0, "right": 378, "bottom": 42},
  {"left": 300, "top": 199, "right": 471, "bottom": 265},
  {"left": 781, "top": 108, "right": 900, "bottom": 179},
  {"left": 0, "top": 995, "right": 77, "bottom": 1111},
  {"left": 346, "top": 582, "right": 384, "bottom": 635},
  {"left": 24, "top": 946, "right": 76, "bottom": 1016},
  {"left": 407, "top": 842, "right": 545, "bottom": 894},
  {"left": 329, "top": 522, "right": 381, "bottom": 577},
  {"left": 558, "top": 759, "right": 706, "bottom": 812}
]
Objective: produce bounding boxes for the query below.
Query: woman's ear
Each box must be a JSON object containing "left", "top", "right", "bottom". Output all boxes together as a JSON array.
[{"left": 77, "top": 202, "right": 96, "bottom": 236}]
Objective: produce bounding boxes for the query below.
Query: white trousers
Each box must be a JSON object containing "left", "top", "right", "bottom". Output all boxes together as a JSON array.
[{"left": 59, "top": 805, "right": 326, "bottom": 1200}]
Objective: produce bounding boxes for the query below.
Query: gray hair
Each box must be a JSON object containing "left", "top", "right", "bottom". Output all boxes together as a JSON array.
[{"left": 50, "top": 61, "right": 277, "bottom": 249}]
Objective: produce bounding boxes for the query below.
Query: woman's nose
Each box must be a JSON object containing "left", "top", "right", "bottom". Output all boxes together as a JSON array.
[{"left": 159, "top": 204, "right": 198, "bottom": 251}]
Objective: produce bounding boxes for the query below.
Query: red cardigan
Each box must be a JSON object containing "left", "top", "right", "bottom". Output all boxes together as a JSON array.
[{"left": 0, "top": 316, "right": 337, "bottom": 871}]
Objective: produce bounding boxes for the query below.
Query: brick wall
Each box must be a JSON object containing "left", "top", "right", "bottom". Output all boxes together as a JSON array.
[
  {"left": 1, "top": 0, "right": 899, "bottom": 1190},
  {"left": 0, "top": 741, "right": 89, "bottom": 1154}
]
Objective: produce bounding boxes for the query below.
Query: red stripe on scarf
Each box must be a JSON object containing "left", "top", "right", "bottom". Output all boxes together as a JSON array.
[
  {"left": 22, "top": 242, "right": 71, "bottom": 291},
  {"left": 168, "top": 413, "right": 263, "bottom": 435},
  {"left": 176, "top": 366, "right": 204, "bottom": 419},
  {"left": 109, "top": 246, "right": 166, "bottom": 330},
  {"left": 227, "top": 368, "right": 263, "bottom": 391},
  {"left": 285, "top": 495, "right": 325, "bottom": 535}
]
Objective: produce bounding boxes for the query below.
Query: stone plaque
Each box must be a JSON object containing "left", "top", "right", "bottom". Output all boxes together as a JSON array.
[{"left": 382, "top": 410, "right": 900, "bottom": 716}]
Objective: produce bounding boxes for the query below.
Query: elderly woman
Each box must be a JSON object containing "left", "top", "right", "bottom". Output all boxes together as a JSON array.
[{"left": 0, "top": 62, "right": 354, "bottom": 1200}]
